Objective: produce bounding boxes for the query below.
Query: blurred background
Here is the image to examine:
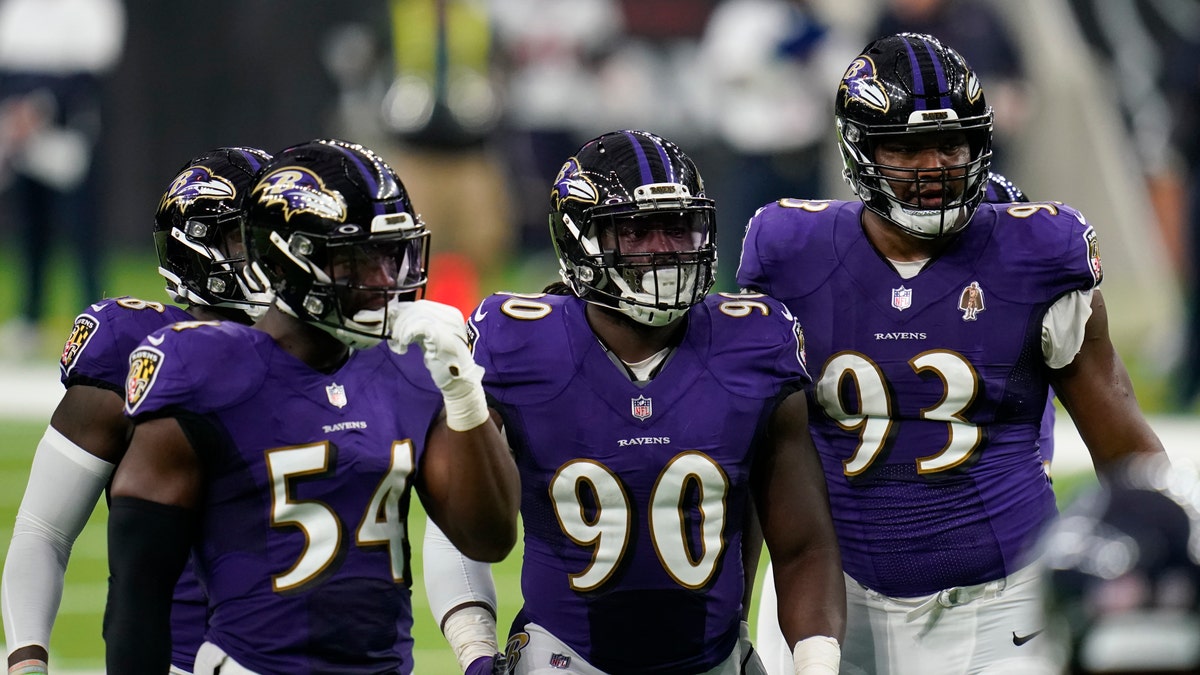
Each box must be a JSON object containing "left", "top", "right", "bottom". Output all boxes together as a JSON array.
[
  {"left": 0, "top": 0, "right": 1197, "bottom": 411},
  {"left": 0, "top": 0, "right": 1198, "bottom": 669}
]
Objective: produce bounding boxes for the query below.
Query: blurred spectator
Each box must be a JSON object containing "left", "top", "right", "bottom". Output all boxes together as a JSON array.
[
  {"left": 873, "top": 0, "right": 1030, "bottom": 176},
  {"left": 0, "top": 0, "right": 125, "bottom": 359},
  {"left": 381, "top": 0, "right": 512, "bottom": 314},
  {"left": 698, "top": 0, "right": 858, "bottom": 291},
  {"left": 490, "top": 0, "right": 623, "bottom": 272},
  {"left": 1063, "top": 0, "right": 1200, "bottom": 409}
]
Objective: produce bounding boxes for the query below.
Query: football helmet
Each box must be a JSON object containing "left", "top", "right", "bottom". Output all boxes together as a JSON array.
[
  {"left": 984, "top": 171, "right": 1028, "bottom": 204},
  {"left": 835, "top": 33, "right": 993, "bottom": 238},
  {"left": 243, "top": 139, "right": 430, "bottom": 349},
  {"left": 1039, "top": 454, "right": 1200, "bottom": 674},
  {"left": 549, "top": 129, "right": 717, "bottom": 327},
  {"left": 154, "top": 147, "right": 273, "bottom": 318}
]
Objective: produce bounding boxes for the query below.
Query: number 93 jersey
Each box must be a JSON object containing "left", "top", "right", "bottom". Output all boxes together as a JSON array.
[
  {"left": 467, "top": 291, "right": 809, "bottom": 674},
  {"left": 738, "top": 199, "right": 1102, "bottom": 598},
  {"left": 124, "top": 321, "right": 444, "bottom": 674}
]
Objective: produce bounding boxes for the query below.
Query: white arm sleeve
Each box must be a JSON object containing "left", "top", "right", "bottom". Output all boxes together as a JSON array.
[
  {"left": 423, "top": 516, "right": 498, "bottom": 622},
  {"left": 2, "top": 425, "right": 114, "bottom": 653},
  {"left": 1042, "top": 289, "right": 1094, "bottom": 370},
  {"left": 424, "top": 517, "right": 500, "bottom": 670}
]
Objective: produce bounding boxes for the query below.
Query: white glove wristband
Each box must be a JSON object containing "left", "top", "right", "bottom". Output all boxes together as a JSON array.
[
  {"left": 442, "top": 374, "right": 490, "bottom": 432},
  {"left": 793, "top": 636, "right": 841, "bottom": 675},
  {"left": 443, "top": 605, "right": 499, "bottom": 672}
]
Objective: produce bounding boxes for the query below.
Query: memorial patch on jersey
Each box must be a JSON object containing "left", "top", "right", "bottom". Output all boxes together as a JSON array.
[
  {"left": 125, "top": 346, "right": 164, "bottom": 414},
  {"left": 631, "top": 394, "right": 653, "bottom": 421},
  {"left": 1084, "top": 227, "right": 1103, "bottom": 284},
  {"left": 958, "top": 281, "right": 986, "bottom": 321},
  {"left": 892, "top": 286, "right": 913, "bottom": 311},
  {"left": 326, "top": 382, "right": 348, "bottom": 408},
  {"left": 60, "top": 314, "right": 99, "bottom": 372}
]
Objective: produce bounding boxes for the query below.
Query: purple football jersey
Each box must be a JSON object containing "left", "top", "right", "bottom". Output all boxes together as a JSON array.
[
  {"left": 57, "top": 296, "right": 205, "bottom": 671},
  {"left": 738, "top": 199, "right": 1102, "bottom": 597},
  {"left": 468, "top": 292, "right": 809, "bottom": 673},
  {"left": 125, "top": 322, "right": 444, "bottom": 674}
]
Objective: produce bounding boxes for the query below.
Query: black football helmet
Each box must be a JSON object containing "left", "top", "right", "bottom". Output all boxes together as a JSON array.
[
  {"left": 835, "top": 33, "right": 993, "bottom": 238},
  {"left": 549, "top": 130, "right": 716, "bottom": 327},
  {"left": 154, "top": 147, "right": 273, "bottom": 318},
  {"left": 243, "top": 139, "right": 430, "bottom": 349},
  {"left": 1039, "top": 454, "right": 1200, "bottom": 674},
  {"left": 984, "top": 172, "right": 1028, "bottom": 204}
]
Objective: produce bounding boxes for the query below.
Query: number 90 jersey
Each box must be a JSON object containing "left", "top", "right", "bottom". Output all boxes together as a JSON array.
[
  {"left": 738, "top": 199, "right": 1102, "bottom": 597},
  {"left": 468, "top": 292, "right": 808, "bottom": 674},
  {"left": 124, "top": 321, "right": 444, "bottom": 674}
]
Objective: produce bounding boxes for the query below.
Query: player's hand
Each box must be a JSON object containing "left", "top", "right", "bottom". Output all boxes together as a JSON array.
[
  {"left": 465, "top": 654, "right": 508, "bottom": 675},
  {"left": 388, "top": 300, "right": 488, "bottom": 431}
]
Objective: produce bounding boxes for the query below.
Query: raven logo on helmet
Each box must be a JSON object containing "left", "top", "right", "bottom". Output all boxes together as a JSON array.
[
  {"left": 840, "top": 57, "right": 889, "bottom": 113},
  {"left": 254, "top": 168, "right": 348, "bottom": 222},
  {"left": 158, "top": 167, "right": 237, "bottom": 212},
  {"left": 551, "top": 158, "right": 599, "bottom": 211}
]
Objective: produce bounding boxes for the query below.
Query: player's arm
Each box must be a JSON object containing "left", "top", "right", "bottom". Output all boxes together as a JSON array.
[
  {"left": 755, "top": 390, "right": 844, "bottom": 674},
  {"left": 2, "top": 385, "right": 128, "bottom": 669},
  {"left": 424, "top": 517, "right": 506, "bottom": 673},
  {"left": 390, "top": 300, "right": 520, "bottom": 563},
  {"left": 104, "top": 416, "right": 203, "bottom": 675},
  {"left": 1048, "top": 289, "right": 1165, "bottom": 471},
  {"left": 419, "top": 406, "right": 519, "bottom": 563},
  {"left": 740, "top": 499, "right": 764, "bottom": 622}
]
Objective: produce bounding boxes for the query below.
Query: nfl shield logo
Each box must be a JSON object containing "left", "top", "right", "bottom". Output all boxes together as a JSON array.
[
  {"left": 631, "top": 395, "right": 653, "bottom": 420},
  {"left": 891, "top": 286, "right": 913, "bottom": 311},
  {"left": 549, "top": 653, "right": 571, "bottom": 669},
  {"left": 326, "top": 382, "right": 347, "bottom": 408}
]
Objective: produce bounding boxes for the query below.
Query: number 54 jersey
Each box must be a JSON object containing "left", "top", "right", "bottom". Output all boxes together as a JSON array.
[
  {"left": 467, "top": 291, "right": 809, "bottom": 674},
  {"left": 737, "top": 199, "right": 1103, "bottom": 598},
  {"left": 124, "top": 320, "right": 444, "bottom": 674}
]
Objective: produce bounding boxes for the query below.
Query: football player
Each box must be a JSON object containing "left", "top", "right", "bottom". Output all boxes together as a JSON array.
[
  {"left": 425, "top": 129, "right": 845, "bottom": 674},
  {"left": 1039, "top": 453, "right": 1200, "bottom": 675},
  {"left": 738, "top": 33, "right": 1165, "bottom": 675},
  {"left": 0, "top": 146, "right": 271, "bottom": 675},
  {"left": 102, "top": 139, "right": 519, "bottom": 674}
]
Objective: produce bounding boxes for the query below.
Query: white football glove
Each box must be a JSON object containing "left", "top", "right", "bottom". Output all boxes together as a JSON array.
[{"left": 388, "top": 300, "right": 489, "bottom": 431}]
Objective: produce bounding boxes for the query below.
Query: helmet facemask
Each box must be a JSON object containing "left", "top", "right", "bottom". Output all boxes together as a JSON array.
[
  {"left": 839, "top": 111, "right": 992, "bottom": 239},
  {"left": 157, "top": 209, "right": 273, "bottom": 317},
  {"left": 554, "top": 182, "right": 716, "bottom": 327},
  {"left": 251, "top": 211, "right": 430, "bottom": 349}
]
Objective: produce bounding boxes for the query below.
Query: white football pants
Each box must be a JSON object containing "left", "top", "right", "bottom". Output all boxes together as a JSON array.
[{"left": 756, "top": 562, "right": 1056, "bottom": 675}]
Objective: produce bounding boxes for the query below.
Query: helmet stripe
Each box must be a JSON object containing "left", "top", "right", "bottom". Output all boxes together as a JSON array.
[
  {"left": 902, "top": 36, "right": 954, "bottom": 111},
  {"left": 920, "top": 39, "right": 952, "bottom": 110},
  {"left": 902, "top": 39, "right": 927, "bottom": 110},
  {"left": 623, "top": 130, "right": 654, "bottom": 186}
]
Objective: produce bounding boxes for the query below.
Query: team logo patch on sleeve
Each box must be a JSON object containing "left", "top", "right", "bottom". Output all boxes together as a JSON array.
[
  {"left": 1084, "top": 227, "right": 1103, "bottom": 284},
  {"left": 60, "top": 314, "right": 100, "bottom": 373},
  {"left": 125, "top": 346, "right": 164, "bottom": 414}
]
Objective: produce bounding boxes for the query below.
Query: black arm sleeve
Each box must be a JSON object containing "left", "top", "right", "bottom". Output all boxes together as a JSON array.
[{"left": 104, "top": 496, "right": 198, "bottom": 675}]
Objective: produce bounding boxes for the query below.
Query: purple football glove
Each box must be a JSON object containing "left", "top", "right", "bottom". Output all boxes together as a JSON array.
[{"left": 465, "top": 654, "right": 508, "bottom": 675}]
